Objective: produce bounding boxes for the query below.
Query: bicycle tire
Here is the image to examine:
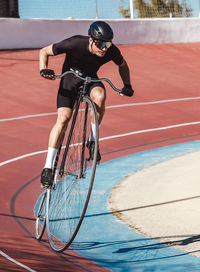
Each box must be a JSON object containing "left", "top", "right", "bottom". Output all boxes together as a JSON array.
[
  {"left": 46, "top": 96, "right": 99, "bottom": 252},
  {"left": 35, "top": 192, "right": 46, "bottom": 240}
]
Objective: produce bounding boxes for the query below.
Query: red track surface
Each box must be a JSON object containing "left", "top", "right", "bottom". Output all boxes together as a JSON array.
[{"left": 1, "top": 43, "right": 200, "bottom": 271}]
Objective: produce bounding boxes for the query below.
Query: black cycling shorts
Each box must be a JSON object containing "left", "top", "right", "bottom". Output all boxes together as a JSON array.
[{"left": 57, "top": 81, "right": 105, "bottom": 109}]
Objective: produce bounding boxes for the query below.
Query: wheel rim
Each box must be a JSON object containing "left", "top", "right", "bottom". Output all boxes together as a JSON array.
[{"left": 35, "top": 192, "right": 46, "bottom": 240}]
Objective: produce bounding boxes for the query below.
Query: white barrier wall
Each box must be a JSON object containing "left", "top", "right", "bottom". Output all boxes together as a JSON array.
[{"left": 0, "top": 18, "right": 200, "bottom": 49}]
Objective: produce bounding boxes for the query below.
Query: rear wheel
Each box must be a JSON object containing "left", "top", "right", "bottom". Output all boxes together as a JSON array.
[
  {"left": 35, "top": 192, "right": 46, "bottom": 240},
  {"left": 46, "top": 96, "right": 99, "bottom": 252}
]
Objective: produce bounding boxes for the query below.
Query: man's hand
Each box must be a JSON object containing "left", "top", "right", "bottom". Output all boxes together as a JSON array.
[
  {"left": 120, "top": 84, "right": 134, "bottom": 97},
  {"left": 40, "top": 69, "right": 55, "bottom": 80}
]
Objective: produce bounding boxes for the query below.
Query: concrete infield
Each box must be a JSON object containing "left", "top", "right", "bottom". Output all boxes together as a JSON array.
[{"left": 109, "top": 150, "right": 200, "bottom": 258}]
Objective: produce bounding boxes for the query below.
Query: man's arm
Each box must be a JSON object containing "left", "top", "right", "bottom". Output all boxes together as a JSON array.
[
  {"left": 39, "top": 44, "right": 54, "bottom": 70},
  {"left": 118, "top": 59, "right": 131, "bottom": 85},
  {"left": 39, "top": 44, "right": 55, "bottom": 80},
  {"left": 118, "top": 59, "right": 134, "bottom": 96}
]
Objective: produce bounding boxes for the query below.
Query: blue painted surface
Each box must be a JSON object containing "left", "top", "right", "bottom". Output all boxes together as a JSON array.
[{"left": 68, "top": 141, "right": 200, "bottom": 271}]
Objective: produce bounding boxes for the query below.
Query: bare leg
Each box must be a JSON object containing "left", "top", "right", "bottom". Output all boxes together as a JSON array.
[
  {"left": 90, "top": 86, "right": 106, "bottom": 125},
  {"left": 48, "top": 107, "right": 72, "bottom": 149},
  {"left": 87, "top": 86, "right": 106, "bottom": 163},
  {"left": 43, "top": 107, "right": 72, "bottom": 169},
  {"left": 41, "top": 107, "right": 73, "bottom": 185}
]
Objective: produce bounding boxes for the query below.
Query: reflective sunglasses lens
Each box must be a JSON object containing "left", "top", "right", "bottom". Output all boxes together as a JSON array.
[
  {"left": 95, "top": 40, "right": 112, "bottom": 49},
  {"left": 100, "top": 41, "right": 112, "bottom": 49},
  {"left": 105, "top": 41, "right": 112, "bottom": 48},
  {"left": 101, "top": 41, "right": 106, "bottom": 48}
]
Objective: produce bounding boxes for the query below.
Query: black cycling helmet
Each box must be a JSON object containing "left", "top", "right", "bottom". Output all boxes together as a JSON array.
[{"left": 88, "top": 21, "right": 113, "bottom": 42}]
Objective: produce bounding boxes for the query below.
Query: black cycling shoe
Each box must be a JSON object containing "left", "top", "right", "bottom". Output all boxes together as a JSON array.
[
  {"left": 86, "top": 140, "right": 101, "bottom": 163},
  {"left": 41, "top": 168, "right": 53, "bottom": 187}
]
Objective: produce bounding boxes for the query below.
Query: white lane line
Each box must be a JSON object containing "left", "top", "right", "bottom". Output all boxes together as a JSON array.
[
  {"left": 0, "top": 250, "right": 37, "bottom": 272},
  {"left": 99, "top": 121, "right": 200, "bottom": 141},
  {"left": 107, "top": 96, "right": 200, "bottom": 109},
  {"left": 0, "top": 112, "right": 57, "bottom": 122},
  {"left": 1, "top": 121, "right": 200, "bottom": 167},
  {"left": 1, "top": 97, "right": 200, "bottom": 122},
  {"left": 0, "top": 150, "right": 47, "bottom": 167}
]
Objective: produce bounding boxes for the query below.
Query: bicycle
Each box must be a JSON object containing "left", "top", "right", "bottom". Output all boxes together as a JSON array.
[{"left": 35, "top": 69, "right": 132, "bottom": 252}]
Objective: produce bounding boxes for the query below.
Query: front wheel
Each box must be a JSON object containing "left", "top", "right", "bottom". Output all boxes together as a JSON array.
[{"left": 46, "top": 96, "right": 99, "bottom": 252}]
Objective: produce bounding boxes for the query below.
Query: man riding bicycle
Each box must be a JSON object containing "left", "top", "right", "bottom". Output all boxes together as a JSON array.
[{"left": 40, "top": 20, "right": 134, "bottom": 187}]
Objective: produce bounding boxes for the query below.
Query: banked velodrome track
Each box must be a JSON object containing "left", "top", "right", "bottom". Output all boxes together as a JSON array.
[{"left": 1, "top": 43, "right": 200, "bottom": 271}]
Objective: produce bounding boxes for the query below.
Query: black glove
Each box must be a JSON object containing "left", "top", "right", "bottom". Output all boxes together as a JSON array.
[
  {"left": 121, "top": 84, "right": 134, "bottom": 97},
  {"left": 40, "top": 69, "right": 55, "bottom": 80}
]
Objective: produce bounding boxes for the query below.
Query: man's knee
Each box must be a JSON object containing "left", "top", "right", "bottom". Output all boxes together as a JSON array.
[
  {"left": 90, "top": 87, "right": 106, "bottom": 104},
  {"left": 57, "top": 107, "right": 72, "bottom": 126}
]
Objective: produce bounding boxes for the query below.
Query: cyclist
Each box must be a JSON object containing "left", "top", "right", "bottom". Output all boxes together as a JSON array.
[{"left": 40, "top": 20, "right": 134, "bottom": 187}]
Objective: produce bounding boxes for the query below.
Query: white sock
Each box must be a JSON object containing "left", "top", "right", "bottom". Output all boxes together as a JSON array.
[
  {"left": 44, "top": 147, "right": 58, "bottom": 169},
  {"left": 89, "top": 122, "right": 99, "bottom": 142}
]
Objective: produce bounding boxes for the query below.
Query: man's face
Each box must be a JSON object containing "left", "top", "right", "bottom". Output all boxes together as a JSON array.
[{"left": 89, "top": 38, "right": 111, "bottom": 57}]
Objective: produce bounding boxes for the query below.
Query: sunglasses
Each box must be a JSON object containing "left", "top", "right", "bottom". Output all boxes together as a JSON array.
[{"left": 94, "top": 40, "right": 112, "bottom": 49}]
